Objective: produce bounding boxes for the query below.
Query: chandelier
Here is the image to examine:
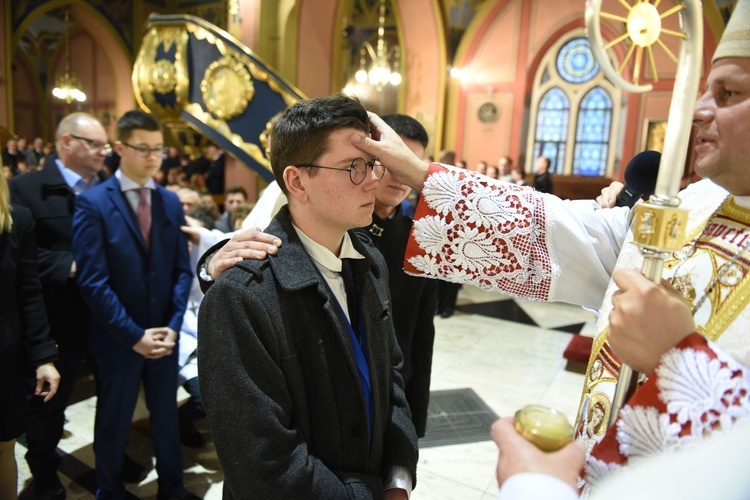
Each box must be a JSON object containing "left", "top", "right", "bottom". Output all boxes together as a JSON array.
[
  {"left": 354, "top": 0, "right": 401, "bottom": 90},
  {"left": 52, "top": 9, "right": 86, "bottom": 103}
]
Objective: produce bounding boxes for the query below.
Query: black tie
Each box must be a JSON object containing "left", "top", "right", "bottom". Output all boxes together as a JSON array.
[{"left": 340, "top": 259, "right": 360, "bottom": 338}]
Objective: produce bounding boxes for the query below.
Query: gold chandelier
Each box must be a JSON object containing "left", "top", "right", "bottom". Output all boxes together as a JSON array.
[
  {"left": 354, "top": 0, "right": 401, "bottom": 90},
  {"left": 52, "top": 9, "right": 86, "bottom": 103}
]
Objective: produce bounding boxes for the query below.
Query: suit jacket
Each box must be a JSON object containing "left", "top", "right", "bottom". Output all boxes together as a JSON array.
[
  {"left": 534, "top": 171, "right": 553, "bottom": 194},
  {"left": 9, "top": 155, "right": 107, "bottom": 351},
  {"left": 0, "top": 204, "right": 57, "bottom": 364},
  {"left": 358, "top": 205, "right": 437, "bottom": 438},
  {"left": 198, "top": 206, "right": 418, "bottom": 499},
  {"left": 71, "top": 175, "right": 192, "bottom": 355}
]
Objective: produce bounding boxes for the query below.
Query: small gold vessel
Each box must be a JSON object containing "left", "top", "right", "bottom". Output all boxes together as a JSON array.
[{"left": 513, "top": 405, "right": 574, "bottom": 452}]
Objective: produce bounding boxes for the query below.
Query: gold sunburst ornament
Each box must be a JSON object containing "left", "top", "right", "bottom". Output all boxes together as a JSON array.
[
  {"left": 586, "top": 0, "right": 700, "bottom": 93},
  {"left": 201, "top": 54, "right": 255, "bottom": 120}
]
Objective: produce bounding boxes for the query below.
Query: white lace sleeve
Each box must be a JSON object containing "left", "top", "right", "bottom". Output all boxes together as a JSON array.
[{"left": 404, "top": 164, "right": 630, "bottom": 307}]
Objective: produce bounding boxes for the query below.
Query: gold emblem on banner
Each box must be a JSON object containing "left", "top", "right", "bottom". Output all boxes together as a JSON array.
[
  {"left": 201, "top": 54, "right": 254, "bottom": 120},
  {"left": 151, "top": 60, "right": 178, "bottom": 94}
]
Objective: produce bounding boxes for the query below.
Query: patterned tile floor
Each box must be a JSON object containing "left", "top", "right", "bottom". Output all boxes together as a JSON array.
[{"left": 16, "top": 285, "right": 595, "bottom": 499}]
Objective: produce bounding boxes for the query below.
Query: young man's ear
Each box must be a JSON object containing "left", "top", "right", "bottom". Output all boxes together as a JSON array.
[
  {"left": 283, "top": 165, "right": 308, "bottom": 202},
  {"left": 113, "top": 141, "right": 125, "bottom": 157}
]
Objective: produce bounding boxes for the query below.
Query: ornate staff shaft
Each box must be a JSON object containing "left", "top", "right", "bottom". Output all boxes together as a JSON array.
[{"left": 585, "top": 0, "right": 704, "bottom": 429}]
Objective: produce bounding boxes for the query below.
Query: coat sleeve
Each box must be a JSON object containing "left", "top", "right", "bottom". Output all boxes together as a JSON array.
[
  {"left": 71, "top": 193, "right": 144, "bottom": 347},
  {"left": 404, "top": 164, "right": 631, "bottom": 308},
  {"left": 198, "top": 275, "right": 383, "bottom": 499},
  {"left": 14, "top": 206, "right": 57, "bottom": 365},
  {"left": 8, "top": 179, "right": 74, "bottom": 287}
]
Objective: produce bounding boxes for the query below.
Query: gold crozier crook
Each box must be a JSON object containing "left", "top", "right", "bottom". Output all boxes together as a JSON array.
[{"left": 584, "top": 0, "right": 704, "bottom": 430}]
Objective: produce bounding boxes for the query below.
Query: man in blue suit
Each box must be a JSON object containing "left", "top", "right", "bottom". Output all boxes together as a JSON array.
[{"left": 72, "top": 110, "right": 194, "bottom": 500}]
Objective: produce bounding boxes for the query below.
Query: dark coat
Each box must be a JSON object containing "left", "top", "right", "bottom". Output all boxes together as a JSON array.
[
  {"left": 357, "top": 205, "right": 437, "bottom": 437},
  {"left": 8, "top": 155, "right": 107, "bottom": 352},
  {"left": 198, "top": 206, "right": 418, "bottom": 499},
  {"left": 0, "top": 204, "right": 57, "bottom": 364},
  {"left": 534, "top": 171, "right": 553, "bottom": 194},
  {"left": 71, "top": 175, "right": 192, "bottom": 354}
]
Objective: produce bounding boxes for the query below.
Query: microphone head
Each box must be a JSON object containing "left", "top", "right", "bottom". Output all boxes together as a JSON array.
[{"left": 623, "top": 150, "right": 661, "bottom": 196}]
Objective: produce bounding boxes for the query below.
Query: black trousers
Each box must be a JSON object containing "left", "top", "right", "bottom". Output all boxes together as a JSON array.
[
  {"left": 25, "top": 350, "right": 90, "bottom": 481},
  {"left": 437, "top": 280, "right": 461, "bottom": 313}
]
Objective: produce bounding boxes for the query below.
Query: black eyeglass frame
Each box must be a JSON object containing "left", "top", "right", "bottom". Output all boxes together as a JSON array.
[
  {"left": 69, "top": 134, "right": 112, "bottom": 155},
  {"left": 121, "top": 142, "right": 165, "bottom": 159},
  {"left": 295, "top": 157, "right": 384, "bottom": 185}
]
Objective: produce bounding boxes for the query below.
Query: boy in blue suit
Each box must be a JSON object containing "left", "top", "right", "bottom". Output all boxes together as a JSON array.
[{"left": 72, "top": 110, "right": 194, "bottom": 499}]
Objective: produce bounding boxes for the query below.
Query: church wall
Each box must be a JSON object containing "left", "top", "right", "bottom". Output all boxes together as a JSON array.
[
  {"left": 444, "top": 0, "right": 719, "bottom": 183},
  {"left": 10, "top": 53, "right": 40, "bottom": 141},
  {"left": 397, "top": 0, "right": 445, "bottom": 156},
  {"left": 296, "top": 0, "right": 339, "bottom": 98}
]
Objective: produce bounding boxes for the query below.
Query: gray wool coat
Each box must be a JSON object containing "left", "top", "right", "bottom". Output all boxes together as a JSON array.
[{"left": 198, "top": 206, "right": 418, "bottom": 499}]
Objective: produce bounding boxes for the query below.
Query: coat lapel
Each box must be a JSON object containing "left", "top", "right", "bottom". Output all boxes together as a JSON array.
[{"left": 106, "top": 177, "right": 149, "bottom": 252}]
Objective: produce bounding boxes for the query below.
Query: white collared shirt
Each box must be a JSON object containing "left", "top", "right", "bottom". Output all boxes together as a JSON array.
[
  {"left": 55, "top": 158, "right": 100, "bottom": 195},
  {"left": 116, "top": 169, "right": 156, "bottom": 214},
  {"left": 292, "top": 225, "right": 365, "bottom": 323}
]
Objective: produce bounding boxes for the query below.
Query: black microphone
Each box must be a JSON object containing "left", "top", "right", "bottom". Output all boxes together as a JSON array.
[{"left": 615, "top": 150, "right": 661, "bottom": 208}]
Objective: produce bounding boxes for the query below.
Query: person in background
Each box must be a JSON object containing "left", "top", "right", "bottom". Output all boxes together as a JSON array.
[
  {"left": 0, "top": 174, "right": 60, "bottom": 500},
  {"left": 215, "top": 186, "right": 248, "bottom": 233},
  {"left": 533, "top": 155, "right": 553, "bottom": 194},
  {"left": 72, "top": 110, "right": 194, "bottom": 500},
  {"left": 471, "top": 160, "right": 488, "bottom": 175},
  {"left": 17, "top": 137, "right": 37, "bottom": 169},
  {"left": 204, "top": 144, "right": 225, "bottom": 195},
  {"left": 8, "top": 112, "right": 146, "bottom": 500},
  {"left": 485, "top": 164, "right": 500, "bottom": 179},
  {"left": 31, "top": 137, "right": 45, "bottom": 165},
  {"left": 359, "top": 113, "right": 438, "bottom": 438},
  {"left": 497, "top": 155, "right": 513, "bottom": 182},
  {"left": 510, "top": 167, "right": 526, "bottom": 186},
  {"left": 3, "top": 139, "right": 18, "bottom": 175}
]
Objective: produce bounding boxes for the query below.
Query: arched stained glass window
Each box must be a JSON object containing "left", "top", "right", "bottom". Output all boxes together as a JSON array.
[
  {"left": 527, "top": 31, "right": 620, "bottom": 178},
  {"left": 533, "top": 87, "right": 569, "bottom": 173},
  {"left": 573, "top": 86, "right": 612, "bottom": 176}
]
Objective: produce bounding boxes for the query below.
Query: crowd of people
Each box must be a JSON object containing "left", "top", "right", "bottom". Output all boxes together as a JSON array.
[{"left": 1, "top": 2, "right": 750, "bottom": 498}]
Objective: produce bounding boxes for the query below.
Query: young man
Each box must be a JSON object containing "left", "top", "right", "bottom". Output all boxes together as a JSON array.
[
  {"left": 214, "top": 185, "right": 248, "bottom": 232},
  {"left": 72, "top": 110, "right": 194, "bottom": 499},
  {"left": 357, "top": 114, "right": 437, "bottom": 438},
  {"left": 198, "top": 94, "right": 418, "bottom": 498},
  {"left": 198, "top": 114, "right": 438, "bottom": 439}
]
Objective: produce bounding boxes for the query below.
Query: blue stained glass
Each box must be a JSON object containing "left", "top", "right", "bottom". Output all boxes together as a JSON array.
[
  {"left": 556, "top": 37, "right": 599, "bottom": 84},
  {"left": 573, "top": 86, "right": 613, "bottom": 176},
  {"left": 534, "top": 87, "right": 569, "bottom": 172}
]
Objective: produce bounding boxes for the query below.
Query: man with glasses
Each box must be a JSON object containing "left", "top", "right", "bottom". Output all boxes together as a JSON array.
[
  {"left": 8, "top": 112, "right": 124, "bottom": 499},
  {"left": 198, "top": 94, "right": 418, "bottom": 499},
  {"left": 72, "top": 110, "right": 193, "bottom": 499}
]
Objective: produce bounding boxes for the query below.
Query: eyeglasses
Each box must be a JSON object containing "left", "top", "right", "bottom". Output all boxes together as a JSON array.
[
  {"left": 121, "top": 142, "right": 164, "bottom": 159},
  {"left": 70, "top": 134, "right": 112, "bottom": 156},
  {"left": 296, "top": 157, "right": 384, "bottom": 185}
]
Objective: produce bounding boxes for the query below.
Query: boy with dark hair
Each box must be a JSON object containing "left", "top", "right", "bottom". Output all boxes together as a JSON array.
[
  {"left": 199, "top": 94, "right": 418, "bottom": 498},
  {"left": 358, "top": 114, "right": 436, "bottom": 438},
  {"left": 72, "top": 109, "right": 194, "bottom": 499},
  {"left": 215, "top": 185, "right": 248, "bottom": 232}
]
